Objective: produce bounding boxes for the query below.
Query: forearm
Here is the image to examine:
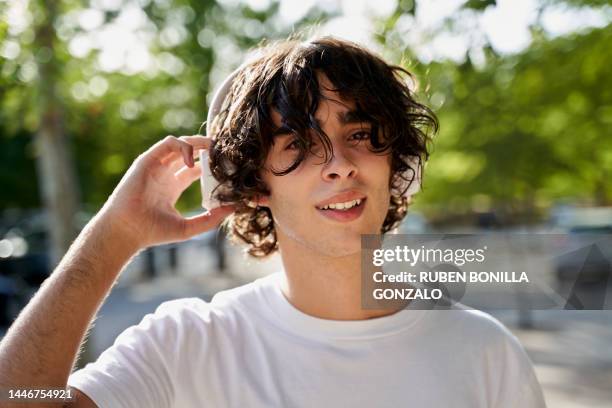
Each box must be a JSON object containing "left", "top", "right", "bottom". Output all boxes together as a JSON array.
[{"left": 0, "top": 209, "right": 140, "bottom": 389}]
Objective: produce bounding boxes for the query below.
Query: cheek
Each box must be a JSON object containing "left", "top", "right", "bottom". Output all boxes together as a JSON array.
[
  {"left": 264, "top": 170, "right": 310, "bottom": 210},
  {"left": 363, "top": 154, "right": 393, "bottom": 211},
  {"left": 361, "top": 152, "right": 392, "bottom": 184}
]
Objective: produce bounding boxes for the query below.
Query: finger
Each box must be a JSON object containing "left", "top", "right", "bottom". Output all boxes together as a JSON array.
[
  {"left": 169, "top": 154, "right": 194, "bottom": 173},
  {"left": 147, "top": 135, "right": 194, "bottom": 168},
  {"left": 164, "top": 139, "right": 194, "bottom": 168},
  {"left": 168, "top": 138, "right": 209, "bottom": 172},
  {"left": 174, "top": 163, "right": 202, "bottom": 189},
  {"left": 181, "top": 205, "right": 235, "bottom": 239},
  {"left": 178, "top": 135, "right": 212, "bottom": 150},
  {"left": 160, "top": 135, "right": 212, "bottom": 169}
]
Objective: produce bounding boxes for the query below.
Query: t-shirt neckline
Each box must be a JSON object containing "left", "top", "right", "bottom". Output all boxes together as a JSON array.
[{"left": 255, "top": 271, "right": 430, "bottom": 341}]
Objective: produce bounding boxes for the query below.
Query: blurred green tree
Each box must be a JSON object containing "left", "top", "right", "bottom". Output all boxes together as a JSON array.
[
  {"left": 377, "top": 0, "right": 611, "bottom": 222},
  {"left": 416, "top": 25, "right": 612, "bottom": 221}
]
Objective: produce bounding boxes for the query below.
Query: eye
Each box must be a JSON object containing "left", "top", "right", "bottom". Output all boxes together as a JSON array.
[
  {"left": 349, "top": 131, "right": 371, "bottom": 144},
  {"left": 285, "top": 139, "right": 300, "bottom": 150}
]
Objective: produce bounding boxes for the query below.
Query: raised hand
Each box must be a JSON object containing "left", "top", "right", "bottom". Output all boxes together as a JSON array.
[{"left": 100, "top": 135, "right": 234, "bottom": 250}]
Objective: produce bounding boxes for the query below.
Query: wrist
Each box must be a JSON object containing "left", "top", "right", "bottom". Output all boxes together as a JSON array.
[
  {"left": 94, "top": 205, "right": 145, "bottom": 252},
  {"left": 76, "top": 209, "right": 143, "bottom": 271}
]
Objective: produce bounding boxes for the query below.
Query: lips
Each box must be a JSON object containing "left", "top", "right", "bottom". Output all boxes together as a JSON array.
[
  {"left": 315, "top": 191, "right": 367, "bottom": 209},
  {"left": 316, "top": 197, "right": 367, "bottom": 222}
]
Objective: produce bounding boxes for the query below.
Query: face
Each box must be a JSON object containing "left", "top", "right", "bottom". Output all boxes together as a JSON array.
[{"left": 257, "top": 74, "right": 392, "bottom": 257}]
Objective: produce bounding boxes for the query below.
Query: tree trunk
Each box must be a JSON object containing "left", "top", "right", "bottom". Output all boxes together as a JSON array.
[
  {"left": 33, "top": 0, "right": 81, "bottom": 267},
  {"left": 594, "top": 177, "right": 610, "bottom": 207},
  {"left": 35, "top": 108, "right": 81, "bottom": 266}
]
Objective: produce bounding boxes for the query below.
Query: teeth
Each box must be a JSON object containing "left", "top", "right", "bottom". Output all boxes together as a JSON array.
[{"left": 320, "top": 199, "right": 362, "bottom": 211}]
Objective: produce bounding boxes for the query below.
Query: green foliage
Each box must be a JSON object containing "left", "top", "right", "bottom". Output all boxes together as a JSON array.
[
  {"left": 462, "top": 0, "right": 497, "bottom": 11},
  {"left": 413, "top": 24, "right": 612, "bottom": 218}
]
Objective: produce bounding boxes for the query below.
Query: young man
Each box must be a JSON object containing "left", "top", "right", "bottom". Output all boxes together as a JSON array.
[{"left": 0, "top": 37, "right": 546, "bottom": 407}]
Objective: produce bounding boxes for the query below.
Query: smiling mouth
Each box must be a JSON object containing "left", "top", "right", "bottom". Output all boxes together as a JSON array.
[
  {"left": 315, "top": 198, "right": 367, "bottom": 222},
  {"left": 316, "top": 198, "right": 364, "bottom": 211}
]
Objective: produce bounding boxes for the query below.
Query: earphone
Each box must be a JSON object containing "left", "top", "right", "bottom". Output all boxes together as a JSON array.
[
  {"left": 200, "top": 66, "right": 422, "bottom": 210},
  {"left": 199, "top": 67, "right": 241, "bottom": 210}
]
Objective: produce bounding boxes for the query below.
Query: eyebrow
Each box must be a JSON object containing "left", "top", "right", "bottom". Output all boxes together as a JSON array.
[
  {"left": 271, "top": 109, "right": 371, "bottom": 137},
  {"left": 337, "top": 109, "right": 371, "bottom": 125},
  {"left": 271, "top": 125, "right": 293, "bottom": 137}
]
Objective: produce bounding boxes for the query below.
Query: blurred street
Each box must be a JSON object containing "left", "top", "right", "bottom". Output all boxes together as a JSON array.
[{"left": 493, "top": 310, "right": 612, "bottom": 408}]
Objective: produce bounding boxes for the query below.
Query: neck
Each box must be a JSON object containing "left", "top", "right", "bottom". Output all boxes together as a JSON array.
[{"left": 276, "top": 233, "right": 404, "bottom": 321}]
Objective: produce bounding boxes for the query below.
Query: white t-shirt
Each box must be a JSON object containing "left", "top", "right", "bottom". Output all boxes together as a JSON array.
[{"left": 68, "top": 272, "right": 546, "bottom": 407}]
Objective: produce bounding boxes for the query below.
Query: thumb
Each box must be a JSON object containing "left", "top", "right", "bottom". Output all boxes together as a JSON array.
[{"left": 181, "top": 205, "right": 235, "bottom": 238}]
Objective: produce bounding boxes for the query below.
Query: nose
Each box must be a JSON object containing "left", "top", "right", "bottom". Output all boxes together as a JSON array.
[{"left": 321, "top": 145, "right": 358, "bottom": 181}]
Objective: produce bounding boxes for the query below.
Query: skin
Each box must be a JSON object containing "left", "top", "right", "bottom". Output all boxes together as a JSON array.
[
  {"left": 258, "top": 75, "right": 402, "bottom": 320},
  {"left": 0, "top": 136, "right": 234, "bottom": 407}
]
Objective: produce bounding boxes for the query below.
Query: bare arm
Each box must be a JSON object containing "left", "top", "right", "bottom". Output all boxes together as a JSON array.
[
  {"left": 0, "top": 135, "right": 234, "bottom": 407},
  {"left": 0, "top": 209, "right": 138, "bottom": 408}
]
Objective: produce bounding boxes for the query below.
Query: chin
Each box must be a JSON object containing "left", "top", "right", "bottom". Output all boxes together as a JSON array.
[{"left": 317, "top": 234, "right": 363, "bottom": 257}]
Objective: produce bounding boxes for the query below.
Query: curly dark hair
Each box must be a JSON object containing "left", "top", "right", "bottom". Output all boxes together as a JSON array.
[{"left": 208, "top": 36, "right": 438, "bottom": 258}]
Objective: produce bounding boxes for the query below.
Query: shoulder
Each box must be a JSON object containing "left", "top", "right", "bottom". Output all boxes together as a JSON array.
[
  {"left": 143, "top": 297, "right": 212, "bottom": 331},
  {"left": 208, "top": 273, "right": 278, "bottom": 314},
  {"left": 152, "top": 274, "right": 276, "bottom": 328},
  {"left": 422, "top": 304, "right": 531, "bottom": 364},
  {"left": 423, "top": 305, "right": 538, "bottom": 377},
  {"left": 436, "top": 308, "right": 545, "bottom": 406},
  {"left": 428, "top": 304, "right": 517, "bottom": 342}
]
